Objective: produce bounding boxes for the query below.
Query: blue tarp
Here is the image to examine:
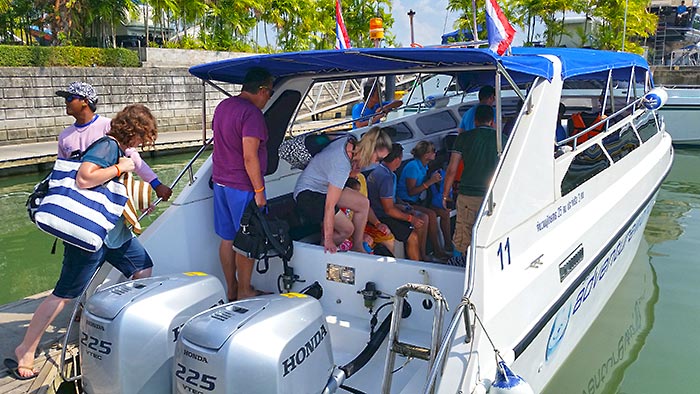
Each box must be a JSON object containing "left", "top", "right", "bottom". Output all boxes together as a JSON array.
[
  {"left": 189, "top": 47, "right": 553, "bottom": 87},
  {"left": 511, "top": 47, "right": 649, "bottom": 83}
]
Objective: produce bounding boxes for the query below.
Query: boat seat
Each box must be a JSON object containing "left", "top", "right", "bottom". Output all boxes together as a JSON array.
[{"left": 266, "top": 193, "right": 319, "bottom": 241}]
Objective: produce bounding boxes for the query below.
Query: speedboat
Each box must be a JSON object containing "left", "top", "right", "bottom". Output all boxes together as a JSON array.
[
  {"left": 657, "top": 86, "right": 700, "bottom": 145},
  {"left": 77, "top": 47, "right": 673, "bottom": 394}
]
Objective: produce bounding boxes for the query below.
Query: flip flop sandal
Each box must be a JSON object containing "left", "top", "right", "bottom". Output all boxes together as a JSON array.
[{"left": 3, "top": 358, "right": 39, "bottom": 381}]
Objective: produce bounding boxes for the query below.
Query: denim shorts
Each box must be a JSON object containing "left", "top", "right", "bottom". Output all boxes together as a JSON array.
[
  {"left": 52, "top": 238, "right": 154, "bottom": 299},
  {"left": 213, "top": 183, "right": 255, "bottom": 241}
]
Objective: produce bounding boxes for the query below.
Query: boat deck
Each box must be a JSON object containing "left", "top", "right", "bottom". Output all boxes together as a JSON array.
[{"left": 0, "top": 291, "right": 79, "bottom": 393}]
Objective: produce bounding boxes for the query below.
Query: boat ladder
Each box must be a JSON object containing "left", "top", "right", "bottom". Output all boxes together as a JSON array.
[{"left": 380, "top": 283, "right": 448, "bottom": 394}]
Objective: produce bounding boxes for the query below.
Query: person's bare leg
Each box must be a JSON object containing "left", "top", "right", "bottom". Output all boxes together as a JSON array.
[
  {"left": 436, "top": 207, "right": 453, "bottom": 253},
  {"left": 415, "top": 211, "right": 429, "bottom": 260},
  {"left": 337, "top": 189, "right": 370, "bottom": 253},
  {"left": 381, "top": 239, "right": 395, "bottom": 254},
  {"left": 14, "top": 294, "right": 71, "bottom": 378},
  {"left": 131, "top": 267, "right": 152, "bottom": 279},
  {"left": 333, "top": 211, "right": 354, "bottom": 245},
  {"left": 414, "top": 205, "right": 441, "bottom": 255},
  {"left": 219, "top": 240, "right": 238, "bottom": 301},
  {"left": 236, "top": 253, "right": 258, "bottom": 300},
  {"left": 405, "top": 232, "right": 421, "bottom": 260}
]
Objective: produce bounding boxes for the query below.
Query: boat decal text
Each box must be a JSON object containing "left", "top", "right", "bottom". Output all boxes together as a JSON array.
[
  {"left": 497, "top": 237, "right": 512, "bottom": 270},
  {"left": 572, "top": 211, "right": 644, "bottom": 316},
  {"left": 282, "top": 324, "right": 328, "bottom": 377},
  {"left": 537, "top": 191, "right": 585, "bottom": 232},
  {"left": 184, "top": 349, "right": 208, "bottom": 363},
  {"left": 80, "top": 332, "right": 112, "bottom": 360},
  {"left": 175, "top": 363, "right": 217, "bottom": 392}
]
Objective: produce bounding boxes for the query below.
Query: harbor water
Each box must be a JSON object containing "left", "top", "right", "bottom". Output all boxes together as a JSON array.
[{"left": 0, "top": 148, "right": 698, "bottom": 393}]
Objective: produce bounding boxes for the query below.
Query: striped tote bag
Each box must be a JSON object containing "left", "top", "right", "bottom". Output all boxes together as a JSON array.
[
  {"left": 119, "top": 172, "right": 152, "bottom": 234},
  {"left": 34, "top": 158, "right": 128, "bottom": 252}
]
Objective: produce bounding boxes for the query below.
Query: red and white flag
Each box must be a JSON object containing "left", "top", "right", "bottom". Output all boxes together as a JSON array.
[
  {"left": 485, "top": 0, "right": 515, "bottom": 55},
  {"left": 335, "top": 0, "right": 351, "bottom": 49}
]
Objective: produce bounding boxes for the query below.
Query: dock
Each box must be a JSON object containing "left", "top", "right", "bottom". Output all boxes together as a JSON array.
[
  {"left": 0, "top": 130, "right": 210, "bottom": 177},
  {"left": 0, "top": 292, "right": 80, "bottom": 394}
]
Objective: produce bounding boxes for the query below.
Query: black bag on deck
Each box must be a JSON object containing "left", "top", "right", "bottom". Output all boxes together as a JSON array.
[{"left": 233, "top": 200, "right": 293, "bottom": 263}]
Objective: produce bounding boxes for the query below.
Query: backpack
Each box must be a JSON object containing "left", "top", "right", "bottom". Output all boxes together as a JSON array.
[{"left": 278, "top": 132, "right": 355, "bottom": 170}]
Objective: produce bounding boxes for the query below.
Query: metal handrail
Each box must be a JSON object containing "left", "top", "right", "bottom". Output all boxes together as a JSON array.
[
  {"left": 136, "top": 137, "right": 213, "bottom": 222},
  {"left": 556, "top": 96, "right": 645, "bottom": 150}
]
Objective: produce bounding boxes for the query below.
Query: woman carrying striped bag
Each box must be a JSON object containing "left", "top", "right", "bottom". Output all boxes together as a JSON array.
[{"left": 7, "top": 104, "right": 162, "bottom": 380}]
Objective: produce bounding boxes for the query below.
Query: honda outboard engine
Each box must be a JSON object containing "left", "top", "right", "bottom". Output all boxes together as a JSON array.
[
  {"left": 80, "top": 272, "right": 225, "bottom": 394},
  {"left": 173, "top": 293, "right": 333, "bottom": 394}
]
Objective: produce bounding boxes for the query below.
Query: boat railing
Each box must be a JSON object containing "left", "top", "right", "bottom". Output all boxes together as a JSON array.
[
  {"left": 136, "top": 137, "right": 213, "bottom": 222},
  {"left": 556, "top": 96, "right": 647, "bottom": 151}
]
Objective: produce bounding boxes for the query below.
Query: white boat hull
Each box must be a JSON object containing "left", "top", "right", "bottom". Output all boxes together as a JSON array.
[{"left": 658, "top": 87, "right": 700, "bottom": 145}]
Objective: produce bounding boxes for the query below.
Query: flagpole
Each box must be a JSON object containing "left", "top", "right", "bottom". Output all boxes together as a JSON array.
[
  {"left": 408, "top": 9, "right": 416, "bottom": 46},
  {"left": 471, "top": 0, "right": 479, "bottom": 41},
  {"left": 622, "top": 0, "right": 629, "bottom": 51}
]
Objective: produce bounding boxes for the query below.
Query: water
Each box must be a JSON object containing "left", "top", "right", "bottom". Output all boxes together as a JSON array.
[
  {"left": 0, "top": 151, "right": 210, "bottom": 305},
  {"left": 0, "top": 148, "right": 698, "bottom": 392}
]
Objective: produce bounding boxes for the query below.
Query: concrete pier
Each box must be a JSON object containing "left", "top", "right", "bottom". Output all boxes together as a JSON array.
[{"left": 0, "top": 129, "right": 209, "bottom": 177}]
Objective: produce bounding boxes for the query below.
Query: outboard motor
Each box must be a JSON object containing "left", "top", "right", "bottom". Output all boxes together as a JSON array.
[
  {"left": 173, "top": 293, "right": 333, "bottom": 394},
  {"left": 80, "top": 272, "right": 225, "bottom": 394}
]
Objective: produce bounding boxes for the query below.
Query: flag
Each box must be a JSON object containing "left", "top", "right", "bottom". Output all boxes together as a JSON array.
[
  {"left": 335, "top": 0, "right": 351, "bottom": 49},
  {"left": 485, "top": 0, "right": 515, "bottom": 55}
]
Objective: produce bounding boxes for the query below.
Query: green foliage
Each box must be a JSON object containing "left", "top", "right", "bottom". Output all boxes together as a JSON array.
[
  {"left": 450, "top": 0, "right": 656, "bottom": 53},
  {"left": 0, "top": 45, "right": 140, "bottom": 67}
]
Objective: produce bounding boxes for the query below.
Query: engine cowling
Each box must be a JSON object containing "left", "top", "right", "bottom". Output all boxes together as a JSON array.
[
  {"left": 80, "top": 272, "right": 225, "bottom": 394},
  {"left": 173, "top": 293, "right": 334, "bottom": 394}
]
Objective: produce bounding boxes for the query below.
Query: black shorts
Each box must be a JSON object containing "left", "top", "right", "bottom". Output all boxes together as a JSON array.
[
  {"left": 296, "top": 190, "right": 339, "bottom": 226},
  {"left": 380, "top": 216, "right": 413, "bottom": 242}
]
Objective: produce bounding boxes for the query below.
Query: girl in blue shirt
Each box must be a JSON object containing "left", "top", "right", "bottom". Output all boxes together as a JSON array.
[{"left": 397, "top": 141, "right": 453, "bottom": 259}]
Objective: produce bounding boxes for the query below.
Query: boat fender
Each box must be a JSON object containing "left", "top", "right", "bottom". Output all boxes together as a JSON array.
[
  {"left": 489, "top": 361, "right": 534, "bottom": 394},
  {"left": 642, "top": 87, "right": 668, "bottom": 110}
]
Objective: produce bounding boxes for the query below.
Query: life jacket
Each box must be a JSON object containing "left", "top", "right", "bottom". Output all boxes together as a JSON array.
[{"left": 569, "top": 112, "right": 604, "bottom": 144}]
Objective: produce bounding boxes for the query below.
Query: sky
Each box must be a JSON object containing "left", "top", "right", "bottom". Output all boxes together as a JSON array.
[
  {"left": 389, "top": 0, "right": 460, "bottom": 46},
  {"left": 386, "top": 0, "right": 528, "bottom": 47}
]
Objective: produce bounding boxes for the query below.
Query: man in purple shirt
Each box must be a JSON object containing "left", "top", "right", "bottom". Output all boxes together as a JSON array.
[{"left": 212, "top": 67, "right": 274, "bottom": 301}]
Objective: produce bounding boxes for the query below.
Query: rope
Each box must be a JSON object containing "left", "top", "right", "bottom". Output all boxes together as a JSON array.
[{"left": 457, "top": 295, "right": 508, "bottom": 385}]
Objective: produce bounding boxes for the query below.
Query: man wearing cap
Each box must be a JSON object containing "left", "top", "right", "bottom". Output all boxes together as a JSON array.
[{"left": 55, "top": 81, "right": 172, "bottom": 201}]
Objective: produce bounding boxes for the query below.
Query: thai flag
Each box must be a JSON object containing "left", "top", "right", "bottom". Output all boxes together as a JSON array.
[
  {"left": 335, "top": 0, "right": 351, "bottom": 49},
  {"left": 485, "top": 0, "right": 515, "bottom": 55}
]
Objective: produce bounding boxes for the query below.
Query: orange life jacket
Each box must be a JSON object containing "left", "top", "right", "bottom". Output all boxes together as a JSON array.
[{"left": 570, "top": 112, "right": 603, "bottom": 144}]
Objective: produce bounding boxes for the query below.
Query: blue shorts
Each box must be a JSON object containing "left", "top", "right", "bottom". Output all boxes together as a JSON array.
[
  {"left": 53, "top": 238, "right": 154, "bottom": 299},
  {"left": 213, "top": 183, "right": 255, "bottom": 241}
]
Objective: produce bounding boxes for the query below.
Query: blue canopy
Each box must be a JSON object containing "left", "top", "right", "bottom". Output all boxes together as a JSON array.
[
  {"left": 511, "top": 47, "right": 650, "bottom": 83},
  {"left": 189, "top": 47, "right": 553, "bottom": 87}
]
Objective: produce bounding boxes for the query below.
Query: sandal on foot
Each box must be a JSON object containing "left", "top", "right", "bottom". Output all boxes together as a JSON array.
[{"left": 3, "top": 358, "right": 39, "bottom": 381}]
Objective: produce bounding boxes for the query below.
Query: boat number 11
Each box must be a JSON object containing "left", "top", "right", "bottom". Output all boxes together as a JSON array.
[{"left": 497, "top": 237, "right": 511, "bottom": 270}]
